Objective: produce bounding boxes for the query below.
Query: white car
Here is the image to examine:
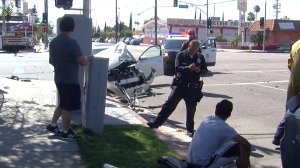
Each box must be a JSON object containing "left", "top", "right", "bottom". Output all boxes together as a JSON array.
[{"left": 93, "top": 42, "right": 163, "bottom": 103}]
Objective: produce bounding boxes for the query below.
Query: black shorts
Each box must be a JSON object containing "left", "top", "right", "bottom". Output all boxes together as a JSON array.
[{"left": 55, "top": 83, "right": 81, "bottom": 111}]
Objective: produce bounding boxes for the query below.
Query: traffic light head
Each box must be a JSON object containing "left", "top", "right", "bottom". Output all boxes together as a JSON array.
[
  {"left": 260, "top": 17, "right": 264, "bottom": 28},
  {"left": 42, "top": 13, "right": 48, "bottom": 23},
  {"left": 55, "top": 0, "right": 73, "bottom": 9},
  {"left": 173, "top": 0, "right": 178, "bottom": 7},
  {"left": 207, "top": 18, "right": 212, "bottom": 28}
]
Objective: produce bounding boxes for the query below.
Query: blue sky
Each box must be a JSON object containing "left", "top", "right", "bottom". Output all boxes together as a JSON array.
[{"left": 23, "top": 0, "right": 299, "bottom": 28}]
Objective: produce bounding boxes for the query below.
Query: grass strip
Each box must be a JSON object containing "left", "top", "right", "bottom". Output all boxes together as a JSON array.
[{"left": 73, "top": 124, "right": 179, "bottom": 168}]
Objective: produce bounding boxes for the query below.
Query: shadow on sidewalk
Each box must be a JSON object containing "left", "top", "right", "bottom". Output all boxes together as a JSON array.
[{"left": 0, "top": 98, "right": 83, "bottom": 167}]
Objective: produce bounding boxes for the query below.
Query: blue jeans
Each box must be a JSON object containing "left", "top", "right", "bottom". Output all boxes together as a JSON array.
[{"left": 274, "top": 112, "right": 292, "bottom": 141}]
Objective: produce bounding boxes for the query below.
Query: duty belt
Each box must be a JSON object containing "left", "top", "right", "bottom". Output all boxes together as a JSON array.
[{"left": 178, "top": 81, "right": 203, "bottom": 89}]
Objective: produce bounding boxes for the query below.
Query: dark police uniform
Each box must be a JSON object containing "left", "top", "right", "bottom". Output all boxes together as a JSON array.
[
  {"left": 148, "top": 49, "right": 207, "bottom": 134},
  {"left": 181, "top": 40, "right": 202, "bottom": 53}
]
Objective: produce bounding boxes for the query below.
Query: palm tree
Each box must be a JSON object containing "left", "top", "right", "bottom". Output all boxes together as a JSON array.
[
  {"left": 253, "top": 5, "right": 260, "bottom": 20},
  {"left": 247, "top": 12, "right": 255, "bottom": 22}
]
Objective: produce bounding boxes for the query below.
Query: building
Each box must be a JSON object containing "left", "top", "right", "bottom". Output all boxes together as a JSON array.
[
  {"left": 248, "top": 19, "right": 300, "bottom": 48},
  {"left": 142, "top": 19, "right": 168, "bottom": 44},
  {"left": 142, "top": 18, "right": 252, "bottom": 44}
]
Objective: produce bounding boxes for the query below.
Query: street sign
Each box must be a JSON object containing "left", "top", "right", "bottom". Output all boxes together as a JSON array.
[
  {"left": 237, "top": 0, "right": 247, "bottom": 12},
  {"left": 179, "top": 5, "right": 188, "bottom": 8}
]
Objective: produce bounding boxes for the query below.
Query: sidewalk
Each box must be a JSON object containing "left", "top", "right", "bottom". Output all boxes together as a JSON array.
[{"left": 0, "top": 77, "right": 145, "bottom": 167}]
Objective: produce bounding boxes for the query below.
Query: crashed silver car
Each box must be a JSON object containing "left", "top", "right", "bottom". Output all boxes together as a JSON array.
[{"left": 93, "top": 42, "right": 164, "bottom": 103}]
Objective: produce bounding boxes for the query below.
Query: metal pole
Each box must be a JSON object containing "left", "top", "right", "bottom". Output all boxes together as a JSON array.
[
  {"left": 154, "top": 0, "right": 157, "bottom": 45},
  {"left": 263, "top": 0, "right": 266, "bottom": 51},
  {"left": 31, "top": 15, "right": 34, "bottom": 38},
  {"left": 206, "top": 0, "right": 208, "bottom": 39},
  {"left": 2, "top": 0, "right": 5, "bottom": 36},
  {"left": 44, "top": 0, "right": 48, "bottom": 49},
  {"left": 83, "top": 0, "right": 90, "bottom": 17},
  {"left": 115, "top": 0, "right": 118, "bottom": 43}
]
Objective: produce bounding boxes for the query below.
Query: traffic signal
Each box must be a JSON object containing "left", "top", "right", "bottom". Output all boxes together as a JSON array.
[
  {"left": 260, "top": 17, "right": 264, "bottom": 28},
  {"left": 207, "top": 18, "right": 212, "bottom": 28},
  {"left": 55, "top": 0, "right": 73, "bottom": 9},
  {"left": 173, "top": 0, "right": 178, "bottom": 7},
  {"left": 42, "top": 13, "right": 48, "bottom": 23}
]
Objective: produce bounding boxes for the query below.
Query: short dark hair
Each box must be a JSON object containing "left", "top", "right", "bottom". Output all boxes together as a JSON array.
[
  {"left": 215, "top": 99, "right": 233, "bottom": 119},
  {"left": 60, "top": 16, "right": 75, "bottom": 32}
]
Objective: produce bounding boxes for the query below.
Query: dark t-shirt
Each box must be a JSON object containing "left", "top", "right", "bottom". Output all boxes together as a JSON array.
[{"left": 49, "top": 33, "right": 82, "bottom": 84}]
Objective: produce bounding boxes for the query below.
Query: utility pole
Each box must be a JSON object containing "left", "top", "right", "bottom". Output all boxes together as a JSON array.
[
  {"left": 44, "top": 0, "right": 48, "bottom": 49},
  {"left": 154, "top": 0, "right": 157, "bottom": 45},
  {"left": 115, "top": 0, "right": 118, "bottom": 43},
  {"left": 83, "top": 0, "right": 90, "bottom": 17},
  {"left": 206, "top": 0, "right": 208, "bottom": 39},
  {"left": 263, "top": 0, "right": 266, "bottom": 51}
]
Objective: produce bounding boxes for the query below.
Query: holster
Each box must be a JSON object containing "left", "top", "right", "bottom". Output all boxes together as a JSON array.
[{"left": 171, "top": 77, "right": 179, "bottom": 88}]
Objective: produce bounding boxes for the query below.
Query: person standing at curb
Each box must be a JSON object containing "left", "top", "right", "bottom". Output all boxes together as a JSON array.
[
  {"left": 273, "top": 39, "right": 300, "bottom": 145},
  {"left": 147, "top": 40, "right": 207, "bottom": 137},
  {"left": 46, "top": 16, "right": 89, "bottom": 140}
]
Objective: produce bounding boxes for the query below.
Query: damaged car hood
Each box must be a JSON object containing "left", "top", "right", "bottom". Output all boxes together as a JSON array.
[{"left": 94, "top": 42, "right": 136, "bottom": 69}]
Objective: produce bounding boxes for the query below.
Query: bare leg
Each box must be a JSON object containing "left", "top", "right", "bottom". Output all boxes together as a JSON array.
[
  {"left": 236, "top": 144, "right": 251, "bottom": 168},
  {"left": 61, "top": 109, "right": 72, "bottom": 132},
  {"left": 51, "top": 107, "right": 62, "bottom": 124}
]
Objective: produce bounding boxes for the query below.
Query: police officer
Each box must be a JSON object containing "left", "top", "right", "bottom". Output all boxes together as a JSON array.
[
  {"left": 181, "top": 29, "right": 198, "bottom": 52},
  {"left": 147, "top": 39, "right": 207, "bottom": 137}
]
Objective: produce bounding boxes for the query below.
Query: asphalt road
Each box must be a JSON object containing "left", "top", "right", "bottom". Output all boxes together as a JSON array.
[
  {"left": 130, "top": 49, "right": 289, "bottom": 168},
  {"left": 0, "top": 50, "right": 53, "bottom": 80},
  {"left": 0, "top": 45, "right": 289, "bottom": 167}
]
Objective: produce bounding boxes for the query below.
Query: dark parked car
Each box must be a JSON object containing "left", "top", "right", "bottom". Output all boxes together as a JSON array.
[
  {"left": 129, "top": 38, "right": 141, "bottom": 45},
  {"left": 162, "top": 36, "right": 187, "bottom": 76},
  {"left": 162, "top": 35, "right": 216, "bottom": 76}
]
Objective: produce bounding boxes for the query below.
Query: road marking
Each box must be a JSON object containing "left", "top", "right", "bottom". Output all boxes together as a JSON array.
[
  {"left": 253, "top": 83, "right": 287, "bottom": 91},
  {"left": 230, "top": 70, "right": 288, "bottom": 73},
  {"left": 205, "top": 80, "right": 289, "bottom": 87}
]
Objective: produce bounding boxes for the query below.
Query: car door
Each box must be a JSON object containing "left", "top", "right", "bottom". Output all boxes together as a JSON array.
[
  {"left": 135, "top": 45, "right": 164, "bottom": 78},
  {"left": 201, "top": 38, "right": 217, "bottom": 66}
]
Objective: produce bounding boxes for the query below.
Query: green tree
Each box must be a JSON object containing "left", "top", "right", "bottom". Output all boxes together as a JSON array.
[
  {"left": 36, "top": 23, "right": 54, "bottom": 42},
  {"left": 97, "top": 26, "right": 100, "bottom": 33},
  {"left": 231, "top": 35, "right": 242, "bottom": 46},
  {"left": 250, "top": 31, "right": 269, "bottom": 47},
  {"left": 0, "top": 3, "right": 14, "bottom": 22},
  {"left": 247, "top": 12, "right": 255, "bottom": 22},
  {"left": 30, "top": 4, "right": 40, "bottom": 23},
  {"left": 214, "top": 33, "right": 227, "bottom": 42},
  {"left": 253, "top": 5, "right": 260, "bottom": 20}
]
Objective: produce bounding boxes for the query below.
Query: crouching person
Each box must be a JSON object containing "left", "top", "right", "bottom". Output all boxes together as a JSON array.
[{"left": 188, "top": 99, "right": 251, "bottom": 168}]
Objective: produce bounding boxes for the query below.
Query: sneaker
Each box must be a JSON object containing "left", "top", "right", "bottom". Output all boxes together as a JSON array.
[
  {"left": 147, "top": 122, "right": 159, "bottom": 129},
  {"left": 46, "top": 124, "right": 61, "bottom": 135},
  {"left": 61, "top": 129, "right": 78, "bottom": 140},
  {"left": 187, "top": 131, "right": 194, "bottom": 138}
]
